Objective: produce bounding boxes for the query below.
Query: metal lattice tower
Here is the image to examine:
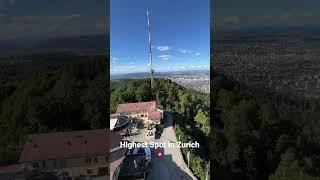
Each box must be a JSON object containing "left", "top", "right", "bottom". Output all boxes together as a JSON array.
[{"left": 147, "top": 9, "right": 154, "bottom": 90}]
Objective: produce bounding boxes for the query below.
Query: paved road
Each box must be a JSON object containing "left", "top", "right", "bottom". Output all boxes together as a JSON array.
[{"left": 126, "top": 113, "right": 197, "bottom": 180}]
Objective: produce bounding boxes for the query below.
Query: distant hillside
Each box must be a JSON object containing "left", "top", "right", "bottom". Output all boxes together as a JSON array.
[
  {"left": 110, "top": 70, "right": 210, "bottom": 80},
  {"left": 0, "top": 34, "right": 106, "bottom": 57},
  {"left": 35, "top": 34, "right": 106, "bottom": 52}
]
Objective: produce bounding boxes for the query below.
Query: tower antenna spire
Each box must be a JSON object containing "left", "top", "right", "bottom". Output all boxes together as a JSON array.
[{"left": 147, "top": 8, "right": 154, "bottom": 91}]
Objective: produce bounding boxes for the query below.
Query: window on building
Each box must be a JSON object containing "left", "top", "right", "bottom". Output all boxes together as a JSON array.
[
  {"left": 32, "top": 162, "right": 39, "bottom": 168},
  {"left": 98, "top": 167, "right": 107, "bottom": 176},
  {"left": 95, "top": 157, "right": 98, "bottom": 163},
  {"left": 87, "top": 169, "right": 93, "bottom": 174},
  {"left": 105, "top": 156, "right": 108, "bottom": 162},
  {"left": 60, "top": 160, "right": 66, "bottom": 168},
  {"left": 85, "top": 157, "right": 92, "bottom": 164},
  {"left": 86, "top": 157, "right": 91, "bottom": 163},
  {"left": 42, "top": 161, "right": 46, "bottom": 167}
]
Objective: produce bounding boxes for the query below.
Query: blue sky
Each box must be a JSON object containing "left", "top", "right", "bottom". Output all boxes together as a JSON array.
[{"left": 110, "top": 0, "right": 210, "bottom": 75}]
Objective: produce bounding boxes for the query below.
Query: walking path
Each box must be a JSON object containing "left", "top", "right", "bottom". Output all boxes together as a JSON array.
[{"left": 126, "top": 113, "right": 197, "bottom": 180}]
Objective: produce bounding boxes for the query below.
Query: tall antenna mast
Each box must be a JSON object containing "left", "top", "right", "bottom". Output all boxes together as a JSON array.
[{"left": 147, "top": 9, "right": 154, "bottom": 90}]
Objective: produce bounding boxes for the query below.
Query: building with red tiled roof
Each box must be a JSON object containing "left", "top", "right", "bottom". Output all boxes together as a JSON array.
[
  {"left": 148, "top": 111, "right": 162, "bottom": 121},
  {"left": 116, "top": 101, "right": 163, "bottom": 125},
  {"left": 19, "top": 129, "right": 108, "bottom": 179}
]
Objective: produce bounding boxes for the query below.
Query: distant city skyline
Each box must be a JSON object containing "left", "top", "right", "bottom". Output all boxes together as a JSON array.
[{"left": 110, "top": 0, "right": 210, "bottom": 75}]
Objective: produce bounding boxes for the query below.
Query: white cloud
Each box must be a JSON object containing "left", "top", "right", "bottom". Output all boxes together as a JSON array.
[
  {"left": 9, "top": 0, "right": 14, "bottom": 5},
  {"left": 158, "top": 54, "right": 173, "bottom": 60},
  {"left": 178, "top": 48, "right": 190, "bottom": 54},
  {"left": 156, "top": 45, "right": 171, "bottom": 51},
  {"left": 178, "top": 48, "right": 200, "bottom": 56},
  {"left": 110, "top": 63, "right": 209, "bottom": 75},
  {"left": 262, "top": 15, "right": 273, "bottom": 20},
  {"left": 114, "top": 65, "right": 136, "bottom": 68},
  {"left": 188, "top": 65, "right": 209, "bottom": 69},
  {"left": 110, "top": 65, "right": 148, "bottom": 74},
  {"left": 280, "top": 13, "right": 292, "bottom": 20},
  {"left": 0, "top": 0, "right": 15, "bottom": 8},
  {"left": 226, "top": 16, "right": 240, "bottom": 24},
  {"left": 156, "top": 64, "right": 209, "bottom": 72},
  {"left": 0, "top": 15, "right": 106, "bottom": 40},
  {"left": 219, "top": 16, "right": 241, "bottom": 25},
  {"left": 218, "top": 13, "right": 320, "bottom": 28},
  {"left": 111, "top": 57, "right": 118, "bottom": 64}
]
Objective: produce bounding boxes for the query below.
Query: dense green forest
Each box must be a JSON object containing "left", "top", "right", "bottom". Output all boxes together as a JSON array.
[
  {"left": 211, "top": 73, "right": 320, "bottom": 180},
  {"left": 110, "top": 78, "right": 210, "bottom": 180},
  {"left": 0, "top": 55, "right": 107, "bottom": 165}
]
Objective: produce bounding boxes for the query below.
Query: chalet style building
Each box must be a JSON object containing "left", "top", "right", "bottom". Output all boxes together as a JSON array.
[
  {"left": 116, "top": 101, "right": 163, "bottom": 125},
  {"left": 19, "top": 129, "right": 108, "bottom": 179}
]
